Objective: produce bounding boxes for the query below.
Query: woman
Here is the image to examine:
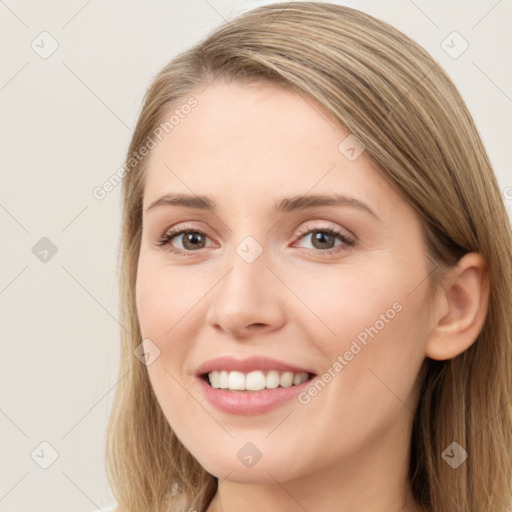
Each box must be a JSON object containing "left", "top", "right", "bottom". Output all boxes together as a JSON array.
[{"left": 105, "top": 2, "right": 512, "bottom": 511}]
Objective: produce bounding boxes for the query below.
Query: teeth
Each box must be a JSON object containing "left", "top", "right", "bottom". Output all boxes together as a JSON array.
[
  {"left": 279, "top": 371, "right": 294, "bottom": 388},
  {"left": 293, "top": 373, "right": 303, "bottom": 385},
  {"left": 219, "top": 370, "right": 229, "bottom": 388},
  {"left": 207, "top": 370, "right": 310, "bottom": 391},
  {"left": 228, "top": 371, "right": 245, "bottom": 390}
]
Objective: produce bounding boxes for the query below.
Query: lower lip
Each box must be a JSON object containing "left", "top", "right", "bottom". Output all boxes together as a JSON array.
[{"left": 196, "top": 375, "right": 315, "bottom": 415}]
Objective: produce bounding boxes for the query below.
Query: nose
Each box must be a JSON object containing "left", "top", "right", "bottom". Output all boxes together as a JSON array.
[{"left": 205, "top": 246, "right": 286, "bottom": 338}]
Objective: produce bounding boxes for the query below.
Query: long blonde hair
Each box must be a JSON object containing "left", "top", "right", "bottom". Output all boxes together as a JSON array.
[{"left": 105, "top": 3, "right": 512, "bottom": 511}]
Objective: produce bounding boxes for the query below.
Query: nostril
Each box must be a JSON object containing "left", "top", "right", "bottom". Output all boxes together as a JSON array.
[{"left": 248, "top": 323, "right": 267, "bottom": 329}]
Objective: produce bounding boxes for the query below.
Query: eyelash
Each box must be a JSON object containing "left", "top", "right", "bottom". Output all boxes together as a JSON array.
[{"left": 155, "top": 225, "right": 355, "bottom": 257}]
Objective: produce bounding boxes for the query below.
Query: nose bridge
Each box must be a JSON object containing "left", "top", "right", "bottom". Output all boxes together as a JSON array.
[
  {"left": 205, "top": 231, "right": 285, "bottom": 335},
  {"left": 221, "top": 233, "right": 269, "bottom": 301}
]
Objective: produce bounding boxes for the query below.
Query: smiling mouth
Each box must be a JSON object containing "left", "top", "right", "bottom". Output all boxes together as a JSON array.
[{"left": 200, "top": 370, "right": 316, "bottom": 392}]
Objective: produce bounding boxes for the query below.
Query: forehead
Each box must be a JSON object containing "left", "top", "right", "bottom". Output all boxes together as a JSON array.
[{"left": 142, "top": 80, "right": 400, "bottom": 218}]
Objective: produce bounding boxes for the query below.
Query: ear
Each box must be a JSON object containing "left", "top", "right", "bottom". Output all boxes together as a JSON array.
[{"left": 426, "top": 252, "right": 490, "bottom": 361}]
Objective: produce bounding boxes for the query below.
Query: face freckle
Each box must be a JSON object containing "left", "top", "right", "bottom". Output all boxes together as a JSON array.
[{"left": 135, "top": 79, "right": 433, "bottom": 492}]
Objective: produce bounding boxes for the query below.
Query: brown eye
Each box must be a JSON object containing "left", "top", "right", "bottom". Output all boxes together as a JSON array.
[
  {"left": 157, "top": 229, "right": 212, "bottom": 253},
  {"left": 181, "top": 232, "right": 206, "bottom": 250},
  {"left": 309, "top": 231, "right": 336, "bottom": 250},
  {"left": 294, "top": 226, "right": 355, "bottom": 256}
]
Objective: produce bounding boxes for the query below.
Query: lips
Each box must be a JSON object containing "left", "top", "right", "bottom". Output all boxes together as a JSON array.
[{"left": 195, "top": 355, "right": 316, "bottom": 376}]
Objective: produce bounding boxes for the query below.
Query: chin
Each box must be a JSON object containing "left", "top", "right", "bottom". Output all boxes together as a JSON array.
[
  {"left": 195, "top": 448, "right": 305, "bottom": 485},
  {"left": 205, "top": 464, "right": 293, "bottom": 485}
]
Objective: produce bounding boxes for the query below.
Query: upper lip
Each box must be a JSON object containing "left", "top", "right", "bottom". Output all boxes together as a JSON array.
[{"left": 195, "top": 356, "right": 316, "bottom": 376}]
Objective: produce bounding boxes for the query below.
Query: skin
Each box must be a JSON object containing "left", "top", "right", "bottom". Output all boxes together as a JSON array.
[{"left": 135, "top": 80, "right": 489, "bottom": 512}]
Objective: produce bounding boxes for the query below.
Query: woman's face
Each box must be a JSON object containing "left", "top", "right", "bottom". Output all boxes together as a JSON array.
[{"left": 136, "top": 80, "right": 433, "bottom": 489}]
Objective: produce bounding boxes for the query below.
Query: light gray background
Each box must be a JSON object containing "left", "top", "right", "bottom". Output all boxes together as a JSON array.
[{"left": 1, "top": 1, "right": 511, "bottom": 511}]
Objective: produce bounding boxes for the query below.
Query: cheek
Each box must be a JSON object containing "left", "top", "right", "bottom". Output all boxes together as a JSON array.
[
  {"left": 290, "top": 255, "right": 430, "bottom": 402},
  {"left": 277, "top": 259, "right": 405, "bottom": 353},
  {"left": 135, "top": 255, "right": 208, "bottom": 339},
  {"left": 289, "top": 278, "right": 429, "bottom": 467},
  {"left": 135, "top": 262, "right": 199, "bottom": 430},
  {"left": 135, "top": 259, "right": 199, "bottom": 406}
]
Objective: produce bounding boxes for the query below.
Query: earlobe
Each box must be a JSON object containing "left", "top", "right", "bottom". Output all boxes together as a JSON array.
[{"left": 426, "top": 252, "right": 490, "bottom": 361}]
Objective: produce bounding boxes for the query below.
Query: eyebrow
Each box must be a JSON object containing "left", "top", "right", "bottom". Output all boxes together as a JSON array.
[{"left": 145, "top": 193, "right": 380, "bottom": 221}]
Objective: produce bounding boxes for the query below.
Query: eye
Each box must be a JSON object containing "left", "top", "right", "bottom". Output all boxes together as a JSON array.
[
  {"left": 294, "top": 225, "right": 355, "bottom": 256},
  {"left": 154, "top": 224, "right": 355, "bottom": 257},
  {"left": 156, "top": 228, "right": 213, "bottom": 255}
]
